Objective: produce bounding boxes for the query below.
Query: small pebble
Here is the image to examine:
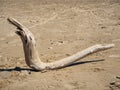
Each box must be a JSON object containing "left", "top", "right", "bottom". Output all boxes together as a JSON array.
[
  {"left": 58, "top": 41, "right": 64, "bottom": 43},
  {"left": 116, "top": 75, "right": 120, "bottom": 79},
  {"left": 28, "top": 71, "right": 31, "bottom": 74},
  {"left": 57, "top": 40, "right": 64, "bottom": 45},
  {"left": 110, "top": 81, "right": 115, "bottom": 85},
  {"left": 48, "top": 47, "right": 53, "bottom": 49}
]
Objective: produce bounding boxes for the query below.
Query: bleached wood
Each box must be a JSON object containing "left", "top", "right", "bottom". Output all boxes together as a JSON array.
[{"left": 8, "top": 17, "right": 115, "bottom": 71}]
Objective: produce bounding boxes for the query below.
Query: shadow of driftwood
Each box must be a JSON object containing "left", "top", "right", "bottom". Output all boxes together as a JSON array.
[
  {"left": 0, "top": 67, "right": 39, "bottom": 72},
  {"left": 0, "top": 59, "right": 105, "bottom": 72},
  {"left": 68, "top": 59, "right": 105, "bottom": 67}
]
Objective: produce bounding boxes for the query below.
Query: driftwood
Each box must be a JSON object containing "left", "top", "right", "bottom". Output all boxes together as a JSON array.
[{"left": 7, "top": 17, "right": 115, "bottom": 71}]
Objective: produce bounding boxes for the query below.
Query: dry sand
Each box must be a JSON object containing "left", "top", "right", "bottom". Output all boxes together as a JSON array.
[{"left": 0, "top": 0, "right": 120, "bottom": 90}]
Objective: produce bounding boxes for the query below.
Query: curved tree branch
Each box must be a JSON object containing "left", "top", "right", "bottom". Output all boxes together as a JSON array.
[{"left": 7, "top": 17, "right": 115, "bottom": 71}]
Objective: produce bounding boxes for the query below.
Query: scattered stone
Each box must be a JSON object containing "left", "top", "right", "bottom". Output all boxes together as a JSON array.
[
  {"left": 58, "top": 40, "right": 64, "bottom": 43},
  {"left": 116, "top": 76, "right": 120, "bottom": 79},
  {"left": 48, "top": 47, "right": 53, "bottom": 49},
  {"left": 28, "top": 71, "right": 32, "bottom": 74},
  {"left": 57, "top": 40, "right": 64, "bottom": 45},
  {"left": 110, "top": 81, "right": 115, "bottom": 85},
  {"left": 109, "top": 78, "right": 120, "bottom": 90}
]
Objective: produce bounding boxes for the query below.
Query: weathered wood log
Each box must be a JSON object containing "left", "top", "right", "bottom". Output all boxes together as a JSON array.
[{"left": 8, "top": 17, "right": 115, "bottom": 71}]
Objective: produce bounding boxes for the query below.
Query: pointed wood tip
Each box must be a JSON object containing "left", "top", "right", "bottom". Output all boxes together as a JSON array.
[{"left": 104, "top": 44, "right": 115, "bottom": 49}]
